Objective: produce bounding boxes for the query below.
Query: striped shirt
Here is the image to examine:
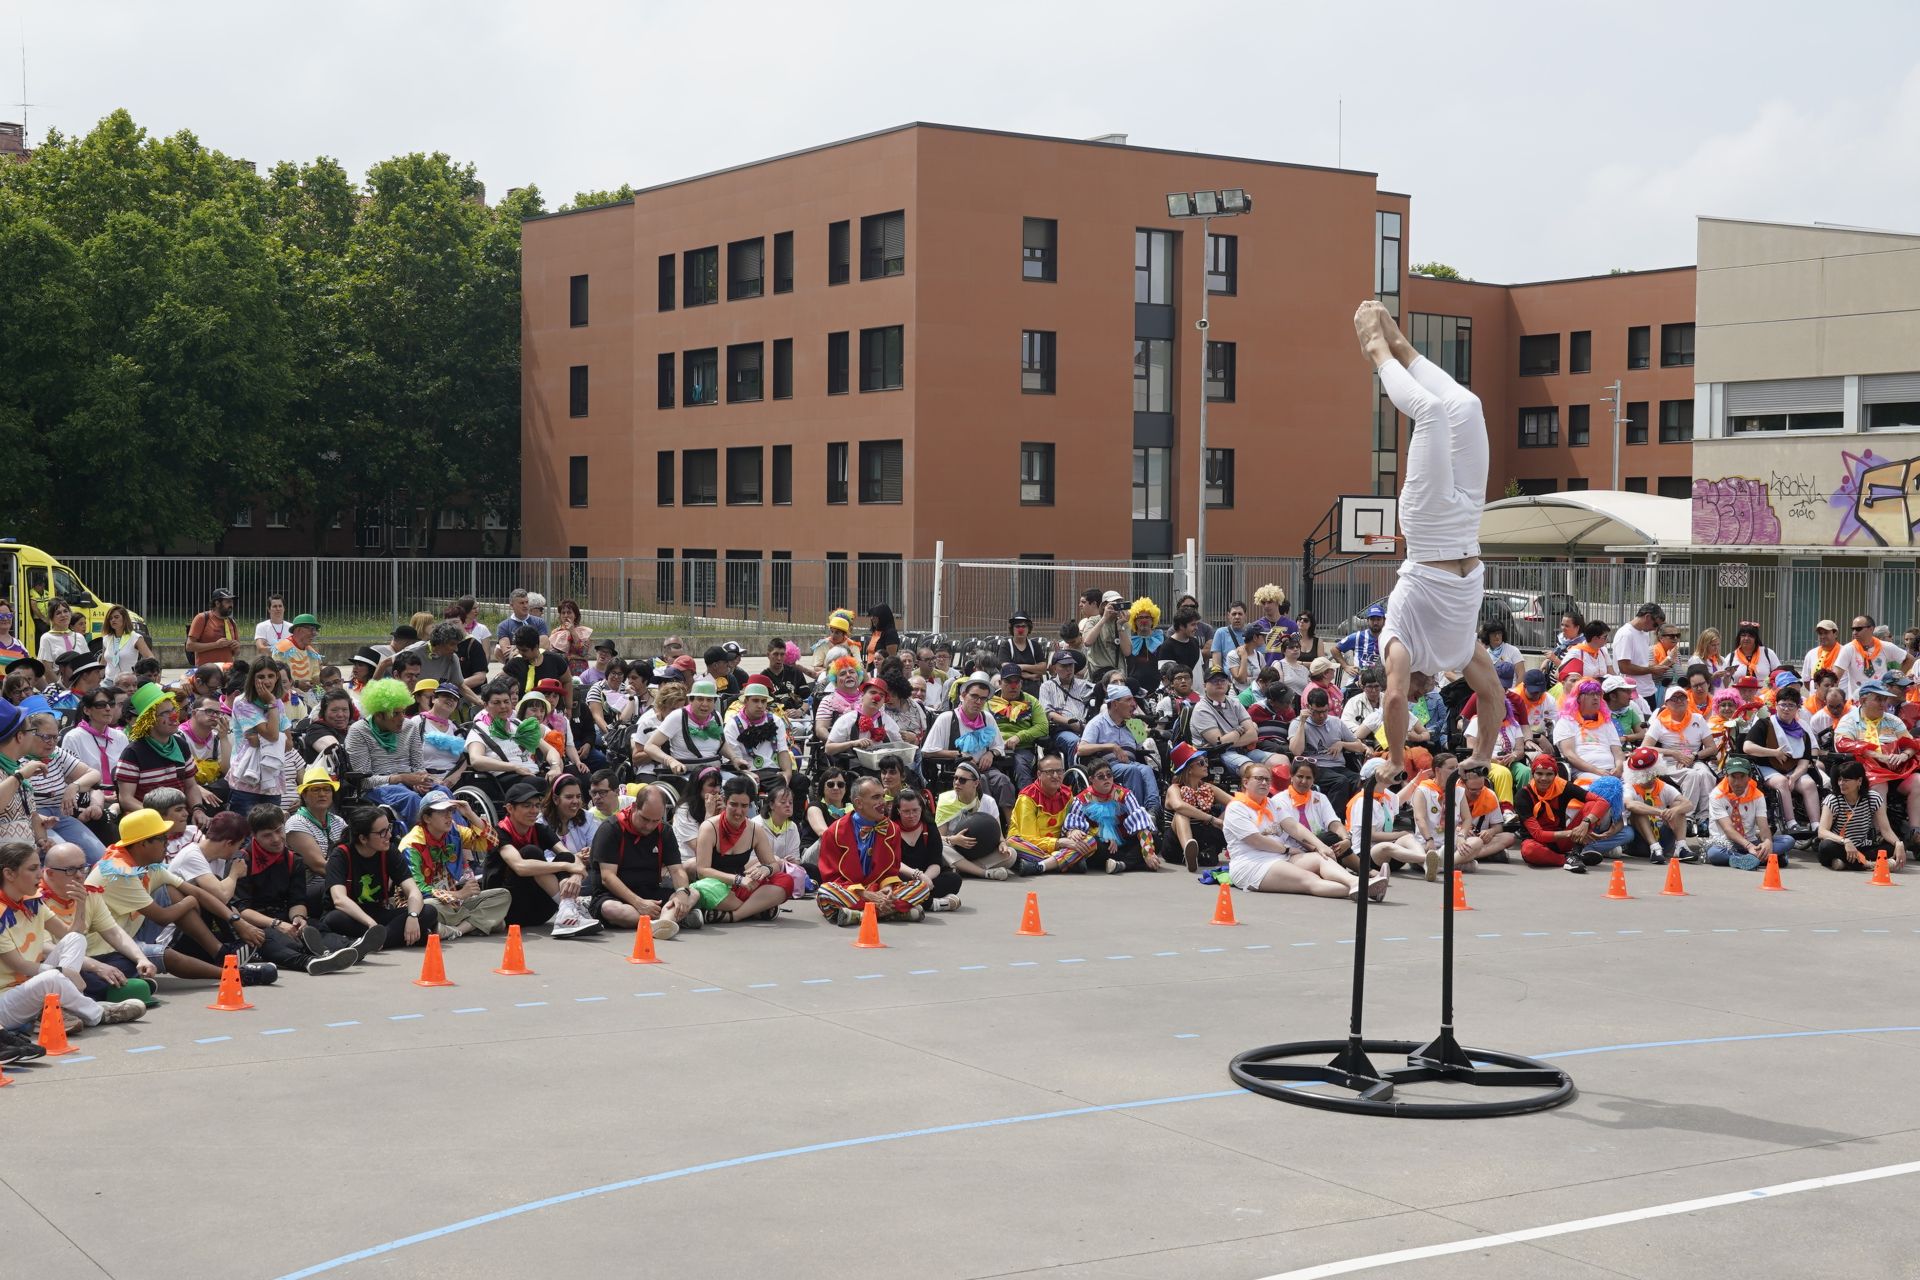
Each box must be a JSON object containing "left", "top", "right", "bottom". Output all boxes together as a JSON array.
[
  {"left": 120, "top": 736, "right": 196, "bottom": 801},
  {"left": 1821, "top": 790, "right": 1881, "bottom": 847},
  {"left": 27, "top": 747, "right": 90, "bottom": 816}
]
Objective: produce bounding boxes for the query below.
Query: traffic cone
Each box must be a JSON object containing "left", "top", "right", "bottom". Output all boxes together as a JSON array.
[
  {"left": 1451, "top": 870, "right": 1472, "bottom": 912},
  {"left": 412, "top": 933, "right": 454, "bottom": 987},
  {"left": 0, "top": 1059, "right": 11, "bottom": 1087},
  {"left": 36, "top": 992, "right": 75, "bottom": 1055},
  {"left": 1605, "top": 860, "right": 1632, "bottom": 900},
  {"left": 1209, "top": 882, "right": 1239, "bottom": 925},
  {"left": 1759, "top": 852, "right": 1786, "bottom": 891},
  {"left": 627, "top": 918, "right": 661, "bottom": 964},
  {"left": 852, "top": 901, "right": 885, "bottom": 949},
  {"left": 1869, "top": 851, "right": 1896, "bottom": 887},
  {"left": 206, "top": 954, "right": 254, "bottom": 1011},
  {"left": 492, "top": 924, "right": 533, "bottom": 976},
  {"left": 1016, "top": 891, "right": 1047, "bottom": 937},
  {"left": 1660, "top": 857, "right": 1688, "bottom": 897}
]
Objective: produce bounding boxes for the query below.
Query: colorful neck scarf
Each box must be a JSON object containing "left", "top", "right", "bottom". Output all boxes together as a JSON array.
[
  {"left": 1232, "top": 791, "right": 1274, "bottom": 826},
  {"left": 367, "top": 719, "right": 399, "bottom": 752},
  {"left": 1131, "top": 629, "right": 1165, "bottom": 656},
  {"left": 684, "top": 710, "right": 723, "bottom": 743},
  {"left": 1855, "top": 636, "right": 1883, "bottom": 665},
  {"left": 247, "top": 835, "right": 289, "bottom": 879},
  {"left": 856, "top": 705, "right": 888, "bottom": 740},
  {"left": 849, "top": 812, "right": 887, "bottom": 876},
  {"left": 1079, "top": 786, "right": 1122, "bottom": 843},
  {"left": 1658, "top": 705, "right": 1694, "bottom": 734},
  {"left": 145, "top": 731, "right": 186, "bottom": 765},
  {"left": 714, "top": 811, "right": 750, "bottom": 854}
]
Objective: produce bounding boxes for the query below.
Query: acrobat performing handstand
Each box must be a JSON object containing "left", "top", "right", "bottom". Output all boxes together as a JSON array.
[{"left": 1353, "top": 299, "right": 1505, "bottom": 778}]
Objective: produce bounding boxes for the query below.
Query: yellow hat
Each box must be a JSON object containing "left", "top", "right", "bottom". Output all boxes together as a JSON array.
[
  {"left": 298, "top": 764, "right": 340, "bottom": 793},
  {"left": 414, "top": 678, "right": 440, "bottom": 696},
  {"left": 118, "top": 808, "right": 172, "bottom": 846}
]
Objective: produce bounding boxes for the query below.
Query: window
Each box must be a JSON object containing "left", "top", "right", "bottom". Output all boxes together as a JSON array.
[
  {"left": 1518, "top": 407, "right": 1559, "bottom": 448},
  {"left": 1565, "top": 477, "right": 1590, "bottom": 492},
  {"left": 772, "top": 444, "right": 792, "bottom": 505},
  {"left": 1657, "top": 476, "right": 1693, "bottom": 500},
  {"left": 727, "top": 237, "right": 764, "bottom": 300},
  {"left": 1730, "top": 411, "right": 1843, "bottom": 434},
  {"left": 767, "top": 338, "right": 793, "bottom": 400},
  {"left": 1133, "top": 338, "right": 1171, "bottom": 412},
  {"left": 266, "top": 508, "right": 290, "bottom": 529},
  {"left": 1569, "top": 330, "right": 1590, "bottom": 374},
  {"left": 657, "top": 254, "right": 674, "bottom": 312},
  {"left": 1132, "top": 447, "right": 1171, "bottom": 519},
  {"left": 1020, "top": 442, "right": 1055, "bottom": 505},
  {"left": 655, "top": 550, "right": 674, "bottom": 606},
  {"left": 1626, "top": 401, "right": 1649, "bottom": 445},
  {"left": 1519, "top": 334, "right": 1559, "bottom": 376},
  {"left": 1627, "top": 325, "right": 1650, "bottom": 370},
  {"left": 773, "top": 231, "right": 793, "bottom": 294},
  {"left": 1623, "top": 477, "right": 1648, "bottom": 494},
  {"left": 771, "top": 551, "right": 792, "bottom": 613},
  {"left": 232, "top": 504, "right": 253, "bottom": 529},
  {"left": 683, "top": 247, "right": 719, "bottom": 306},
  {"left": 726, "top": 446, "right": 763, "bottom": 505},
  {"left": 1407, "top": 313, "right": 1472, "bottom": 385},
  {"left": 1205, "top": 232, "right": 1237, "bottom": 294},
  {"left": 827, "top": 553, "right": 847, "bottom": 611},
  {"left": 569, "top": 546, "right": 588, "bottom": 565},
  {"left": 656, "top": 450, "right": 674, "bottom": 505},
  {"left": 859, "top": 325, "right": 904, "bottom": 391},
  {"left": 1659, "top": 399, "right": 1694, "bottom": 443},
  {"left": 724, "top": 552, "right": 761, "bottom": 611},
  {"left": 682, "top": 449, "right": 718, "bottom": 505},
  {"left": 860, "top": 210, "right": 905, "bottom": 279},
  {"left": 569, "top": 365, "right": 589, "bottom": 417},
  {"left": 1021, "top": 330, "right": 1056, "bottom": 394},
  {"left": 826, "top": 442, "right": 848, "bottom": 504},
  {"left": 1135, "top": 229, "right": 1172, "bottom": 304},
  {"left": 1205, "top": 448, "right": 1234, "bottom": 508},
  {"left": 656, "top": 353, "right": 674, "bottom": 409},
  {"left": 682, "top": 551, "right": 717, "bottom": 608},
  {"left": 1375, "top": 211, "right": 1402, "bottom": 316},
  {"left": 828, "top": 220, "right": 850, "bottom": 285},
  {"left": 1514, "top": 478, "right": 1556, "bottom": 497},
  {"left": 1868, "top": 401, "right": 1920, "bottom": 430},
  {"left": 726, "top": 342, "right": 763, "bottom": 403},
  {"left": 683, "top": 348, "right": 718, "bottom": 406},
  {"left": 857, "top": 554, "right": 903, "bottom": 615},
  {"left": 858, "top": 439, "right": 903, "bottom": 504},
  {"left": 1205, "top": 341, "right": 1236, "bottom": 402},
  {"left": 569, "top": 274, "right": 589, "bottom": 327},
  {"left": 1568, "top": 403, "right": 1591, "bottom": 447},
  {"left": 827, "top": 331, "right": 849, "bottom": 395},
  {"left": 568, "top": 455, "right": 588, "bottom": 508},
  {"left": 1022, "top": 217, "right": 1057, "bottom": 282},
  {"left": 1660, "top": 322, "right": 1694, "bottom": 368}
]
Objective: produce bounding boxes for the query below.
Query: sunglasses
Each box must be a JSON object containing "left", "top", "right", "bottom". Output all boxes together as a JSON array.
[{"left": 1853, "top": 625, "right": 1871, "bottom": 631}]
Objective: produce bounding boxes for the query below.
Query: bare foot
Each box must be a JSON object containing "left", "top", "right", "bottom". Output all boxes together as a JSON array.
[
  {"left": 1354, "top": 300, "right": 1394, "bottom": 367},
  {"left": 1459, "top": 753, "right": 1494, "bottom": 771}
]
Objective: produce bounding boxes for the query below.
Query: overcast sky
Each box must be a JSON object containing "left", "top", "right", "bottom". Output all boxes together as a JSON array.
[{"left": 8, "top": 0, "right": 1917, "bottom": 281}]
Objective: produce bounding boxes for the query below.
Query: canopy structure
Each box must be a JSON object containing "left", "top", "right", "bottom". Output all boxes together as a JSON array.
[{"left": 1479, "top": 491, "right": 1691, "bottom": 556}]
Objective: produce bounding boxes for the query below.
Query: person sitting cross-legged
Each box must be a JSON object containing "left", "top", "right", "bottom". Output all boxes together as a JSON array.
[
  {"left": 0, "top": 840, "right": 147, "bottom": 1037},
  {"left": 1003, "top": 753, "right": 1093, "bottom": 875},
  {"left": 1225, "top": 760, "right": 1380, "bottom": 899},
  {"left": 894, "top": 786, "right": 961, "bottom": 912},
  {"left": 937, "top": 762, "right": 1015, "bottom": 878},
  {"left": 1063, "top": 759, "right": 1163, "bottom": 874},
  {"left": 485, "top": 780, "right": 601, "bottom": 937},
  {"left": 1341, "top": 757, "right": 1428, "bottom": 876},
  {"left": 1515, "top": 754, "right": 1608, "bottom": 874},
  {"left": 816, "top": 776, "right": 930, "bottom": 926},
  {"left": 1621, "top": 745, "right": 1697, "bottom": 864},
  {"left": 88, "top": 808, "right": 276, "bottom": 984},
  {"left": 225, "top": 805, "right": 367, "bottom": 975},
  {"left": 693, "top": 774, "right": 796, "bottom": 924},
  {"left": 1704, "top": 754, "right": 1796, "bottom": 871},
  {"left": 1164, "top": 743, "right": 1232, "bottom": 872},
  {"left": 321, "top": 806, "right": 438, "bottom": 949},
  {"left": 588, "top": 783, "right": 700, "bottom": 940},
  {"left": 1814, "top": 758, "right": 1906, "bottom": 872},
  {"left": 400, "top": 796, "right": 510, "bottom": 942},
  {"left": 33, "top": 841, "right": 157, "bottom": 1006}
]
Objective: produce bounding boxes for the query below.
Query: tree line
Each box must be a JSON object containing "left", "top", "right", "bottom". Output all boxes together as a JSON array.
[{"left": 0, "top": 110, "right": 613, "bottom": 555}]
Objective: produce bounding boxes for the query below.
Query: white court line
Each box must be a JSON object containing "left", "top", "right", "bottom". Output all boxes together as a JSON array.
[{"left": 1253, "top": 1159, "right": 1920, "bottom": 1279}]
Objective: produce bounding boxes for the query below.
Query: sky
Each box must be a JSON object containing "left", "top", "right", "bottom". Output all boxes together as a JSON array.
[{"left": 6, "top": 0, "right": 1918, "bottom": 282}]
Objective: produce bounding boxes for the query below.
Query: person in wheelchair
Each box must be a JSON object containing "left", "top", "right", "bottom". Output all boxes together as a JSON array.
[
  {"left": 824, "top": 678, "right": 904, "bottom": 761},
  {"left": 1164, "top": 743, "right": 1231, "bottom": 872},
  {"left": 641, "top": 676, "right": 726, "bottom": 786},
  {"left": 923, "top": 673, "right": 1018, "bottom": 819},
  {"left": 989, "top": 664, "right": 1048, "bottom": 790},
  {"left": 343, "top": 678, "right": 448, "bottom": 828},
  {"left": 722, "top": 676, "right": 794, "bottom": 786},
  {"left": 411, "top": 680, "right": 470, "bottom": 790},
  {"left": 292, "top": 689, "right": 356, "bottom": 770},
  {"left": 463, "top": 679, "right": 561, "bottom": 801},
  {"left": 1039, "top": 649, "right": 1096, "bottom": 760}
]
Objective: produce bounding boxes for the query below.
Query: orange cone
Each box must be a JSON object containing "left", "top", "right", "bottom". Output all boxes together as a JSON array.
[
  {"left": 627, "top": 917, "right": 661, "bottom": 964},
  {"left": 1605, "top": 860, "right": 1632, "bottom": 900},
  {"left": 1016, "top": 891, "right": 1047, "bottom": 937},
  {"left": 492, "top": 924, "right": 533, "bottom": 976},
  {"left": 852, "top": 901, "right": 885, "bottom": 949},
  {"left": 1869, "top": 851, "right": 1896, "bottom": 887},
  {"left": 412, "top": 933, "right": 455, "bottom": 987},
  {"left": 1209, "top": 882, "right": 1239, "bottom": 926},
  {"left": 0, "top": 1060, "right": 11, "bottom": 1087},
  {"left": 1759, "top": 851, "right": 1786, "bottom": 891},
  {"left": 206, "top": 954, "right": 254, "bottom": 1011},
  {"left": 1451, "top": 870, "right": 1472, "bottom": 912},
  {"left": 1660, "top": 857, "right": 1689, "bottom": 897},
  {"left": 36, "top": 992, "right": 75, "bottom": 1054}
]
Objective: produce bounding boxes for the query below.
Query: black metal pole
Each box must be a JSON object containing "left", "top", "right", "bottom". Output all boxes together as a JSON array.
[
  {"left": 1328, "top": 783, "right": 1379, "bottom": 1079},
  {"left": 1412, "top": 774, "right": 1473, "bottom": 1069},
  {"left": 1301, "top": 534, "right": 1316, "bottom": 617}
]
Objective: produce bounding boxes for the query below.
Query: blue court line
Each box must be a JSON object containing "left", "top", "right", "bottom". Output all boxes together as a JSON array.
[
  {"left": 958, "top": 964, "right": 988, "bottom": 971},
  {"left": 1060, "top": 957, "right": 1089, "bottom": 963},
  {"left": 125, "top": 1045, "right": 164, "bottom": 1054},
  {"left": 452, "top": 1008, "right": 487, "bottom": 1015},
  {"left": 515, "top": 1001, "right": 547, "bottom": 1008},
  {"left": 1009, "top": 961, "right": 1037, "bottom": 967},
  {"left": 195, "top": 1036, "right": 231, "bottom": 1045},
  {"left": 909, "top": 969, "right": 938, "bottom": 975},
  {"left": 1173, "top": 1033, "right": 1199, "bottom": 1040},
  {"left": 271, "top": 1025, "right": 1920, "bottom": 1280},
  {"left": 748, "top": 982, "right": 779, "bottom": 989},
  {"left": 388, "top": 1014, "right": 423, "bottom": 1021},
  {"left": 261, "top": 1028, "right": 296, "bottom": 1036},
  {"left": 56, "top": 1055, "right": 94, "bottom": 1064},
  {"left": 690, "top": 986, "right": 722, "bottom": 992},
  {"left": 326, "top": 1021, "right": 360, "bottom": 1028},
  {"left": 855, "top": 974, "right": 885, "bottom": 981},
  {"left": 1153, "top": 951, "right": 1178, "bottom": 957},
  {"left": 574, "top": 996, "right": 608, "bottom": 1003}
]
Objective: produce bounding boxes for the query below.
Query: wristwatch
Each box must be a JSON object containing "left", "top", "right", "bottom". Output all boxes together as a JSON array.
[{"left": 408, "top": 910, "right": 420, "bottom": 919}]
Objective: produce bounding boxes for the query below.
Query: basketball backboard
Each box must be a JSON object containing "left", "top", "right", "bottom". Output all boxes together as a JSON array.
[{"left": 1337, "top": 495, "right": 1400, "bottom": 556}]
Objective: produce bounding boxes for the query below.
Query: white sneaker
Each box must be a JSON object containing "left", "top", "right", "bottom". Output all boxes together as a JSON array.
[
  {"left": 931, "top": 893, "right": 962, "bottom": 912},
  {"left": 551, "top": 901, "right": 603, "bottom": 939},
  {"left": 101, "top": 999, "right": 147, "bottom": 1025},
  {"left": 649, "top": 915, "right": 679, "bottom": 941}
]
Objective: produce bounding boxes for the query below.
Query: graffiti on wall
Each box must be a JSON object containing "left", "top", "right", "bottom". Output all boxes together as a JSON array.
[
  {"left": 1833, "top": 448, "right": 1920, "bottom": 548},
  {"left": 1692, "top": 477, "right": 1782, "bottom": 545}
]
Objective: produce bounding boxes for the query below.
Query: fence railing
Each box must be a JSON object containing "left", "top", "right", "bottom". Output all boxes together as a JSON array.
[{"left": 51, "top": 552, "right": 1920, "bottom": 653}]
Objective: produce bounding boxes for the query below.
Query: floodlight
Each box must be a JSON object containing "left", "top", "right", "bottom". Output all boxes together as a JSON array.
[
  {"left": 1220, "top": 188, "right": 1250, "bottom": 213},
  {"left": 1166, "top": 192, "right": 1194, "bottom": 218},
  {"left": 1193, "top": 189, "right": 1220, "bottom": 216}
]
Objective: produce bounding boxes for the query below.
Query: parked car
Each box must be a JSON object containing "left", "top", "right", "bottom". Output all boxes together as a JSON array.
[{"left": 1338, "top": 591, "right": 1575, "bottom": 654}]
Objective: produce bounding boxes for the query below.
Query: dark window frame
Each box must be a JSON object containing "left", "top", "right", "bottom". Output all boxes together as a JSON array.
[
  {"left": 1626, "top": 400, "right": 1649, "bottom": 445},
  {"left": 683, "top": 246, "right": 719, "bottom": 307},
  {"left": 858, "top": 439, "right": 904, "bottom": 504},
  {"left": 859, "top": 210, "right": 906, "bottom": 280},
  {"left": 1518, "top": 406, "right": 1559, "bottom": 448},
  {"left": 1660, "top": 322, "right": 1695, "bottom": 368},
  {"left": 656, "top": 450, "right": 674, "bottom": 506},
  {"left": 1020, "top": 442, "right": 1055, "bottom": 505},
  {"left": 1519, "top": 333, "right": 1560, "bottom": 377},
  {"left": 1659, "top": 399, "right": 1694, "bottom": 443},
  {"left": 828, "top": 220, "right": 850, "bottom": 285},
  {"left": 1133, "top": 338, "right": 1171, "bottom": 412},
  {"left": 726, "top": 236, "right": 765, "bottom": 301},
  {"left": 1568, "top": 402, "right": 1591, "bottom": 447},
  {"left": 1205, "top": 340, "right": 1236, "bottom": 403},
  {"left": 771, "top": 444, "right": 793, "bottom": 505},
  {"left": 1021, "top": 330, "right": 1056, "bottom": 394},
  {"left": 772, "top": 338, "right": 793, "bottom": 400},
  {"left": 1656, "top": 475, "right": 1693, "bottom": 500},
  {"left": 1134, "top": 229, "right": 1173, "bottom": 305},
  {"left": 567, "top": 455, "right": 588, "bottom": 508},
  {"left": 859, "top": 325, "right": 903, "bottom": 393},
  {"left": 1569, "top": 329, "right": 1591, "bottom": 374},
  {"left": 683, "top": 347, "right": 719, "bottom": 407},
  {"left": 1022, "top": 217, "right": 1057, "bottom": 282},
  {"left": 657, "top": 254, "right": 674, "bottom": 312},
  {"left": 682, "top": 449, "right": 718, "bottom": 506},
  {"left": 1205, "top": 232, "right": 1237, "bottom": 295},
  {"left": 656, "top": 353, "right": 674, "bottom": 410},
  {"left": 1627, "top": 325, "right": 1650, "bottom": 370},
  {"left": 772, "top": 231, "right": 794, "bottom": 294},
  {"left": 568, "top": 365, "right": 589, "bottom": 418},
  {"left": 826, "top": 442, "right": 848, "bottom": 505},
  {"left": 569, "top": 274, "right": 589, "bottom": 327},
  {"left": 1205, "top": 447, "right": 1235, "bottom": 509},
  {"left": 726, "top": 341, "right": 764, "bottom": 404},
  {"left": 725, "top": 445, "right": 763, "bottom": 506},
  {"left": 827, "top": 331, "right": 849, "bottom": 395},
  {"left": 655, "top": 548, "right": 674, "bottom": 606}
]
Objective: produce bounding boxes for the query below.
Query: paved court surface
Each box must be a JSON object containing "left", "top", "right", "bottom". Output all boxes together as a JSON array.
[{"left": 8, "top": 856, "right": 1920, "bottom": 1279}]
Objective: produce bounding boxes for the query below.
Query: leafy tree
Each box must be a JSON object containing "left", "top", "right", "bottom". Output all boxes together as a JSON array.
[
  {"left": 1411, "top": 261, "right": 1466, "bottom": 280},
  {"left": 560, "top": 183, "right": 635, "bottom": 212}
]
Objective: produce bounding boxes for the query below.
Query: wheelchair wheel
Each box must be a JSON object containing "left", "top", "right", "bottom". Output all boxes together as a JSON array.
[{"left": 453, "top": 783, "right": 500, "bottom": 829}]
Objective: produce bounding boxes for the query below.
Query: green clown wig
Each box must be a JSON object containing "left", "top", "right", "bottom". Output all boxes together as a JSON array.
[{"left": 359, "top": 678, "right": 415, "bottom": 717}]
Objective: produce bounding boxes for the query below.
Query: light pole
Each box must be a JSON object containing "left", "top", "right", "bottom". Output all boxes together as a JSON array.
[
  {"left": 1165, "top": 188, "right": 1252, "bottom": 605},
  {"left": 1600, "top": 379, "right": 1624, "bottom": 490}
]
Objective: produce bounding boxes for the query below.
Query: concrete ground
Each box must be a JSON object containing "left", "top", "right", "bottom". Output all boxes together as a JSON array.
[{"left": 7, "top": 854, "right": 1920, "bottom": 1280}]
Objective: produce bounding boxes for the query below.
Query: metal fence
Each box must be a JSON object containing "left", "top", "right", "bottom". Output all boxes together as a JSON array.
[{"left": 53, "top": 553, "right": 1920, "bottom": 652}]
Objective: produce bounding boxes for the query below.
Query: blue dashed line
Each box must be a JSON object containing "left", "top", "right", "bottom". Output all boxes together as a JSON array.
[
  {"left": 452, "top": 1008, "right": 487, "bottom": 1015},
  {"left": 1153, "top": 951, "right": 1178, "bottom": 957},
  {"left": 1813, "top": 928, "right": 1838, "bottom": 934},
  {"left": 1382, "top": 936, "right": 1407, "bottom": 942},
  {"left": 1713, "top": 928, "right": 1739, "bottom": 934},
  {"left": 261, "top": 1028, "right": 296, "bottom": 1036},
  {"left": 126, "top": 1045, "right": 164, "bottom": 1054},
  {"left": 515, "top": 1001, "right": 548, "bottom": 1007},
  {"left": 1292, "top": 941, "right": 1317, "bottom": 947},
  {"left": 1475, "top": 933, "right": 1501, "bottom": 939},
  {"left": 1522, "top": 932, "right": 1550, "bottom": 937},
  {"left": 1059, "top": 958, "right": 1087, "bottom": 964},
  {"left": 389, "top": 1014, "right": 423, "bottom": 1021},
  {"left": 959, "top": 965, "right": 988, "bottom": 971},
  {"left": 1174, "top": 1033, "right": 1199, "bottom": 1039},
  {"left": 690, "top": 987, "right": 722, "bottom": 993},
  {"left": 1109, "top": 953, "right": 1136, "bottom": 959},
  {"left": 1009, "top": 960, "right": 1038, "bottom": 967},
  {"left": 1337, "top": 939, "right": 1355, "bottom": 945},
  {"left": 1572, "top": 931, "right": 1599, "bottom": 937},
  {"left": 195, "top": 1036, "right": 231, "bottom": 1045},
  {"left": 1762, "top": 928, "right": 1789, "bottom": 933},
  {"left": 57, "top": 1055, "right": 94, "bottom": 1064},
  {"left": 1197, "top": 948, "right": 1224, "bottom": 954},
  {"left": 855, "top": 974, "right": 885, "bottom": 981},
  {"left": 1618, "top": 930, "right": 1644, "bottom": 935},
  {"left": 635, "top": 992, "right": 664, "bottom": 998},
  {"left": 1666, "top": 929, "right": 1691, "bottom": 934},
  {"left": 575, "top": 996, "right": 608, "bottom": 1003},
  {"left": 326, "top": 1020, "right": 360, "bottom": 1028},
  {"left": 909, "top": 969, "right": 938, "bottom": 975},
  {"left": 1244, "top": 945, "right": 1271, "bottom": 951},
  {"left": 801, "top": 979, "right": 832, "bottom": 985},
  {"left": 748, "top": 982, "right": 778, "bottom": 989},
  {"left": 1866, "top": 929, "right": 1890, "bottom": 934}
]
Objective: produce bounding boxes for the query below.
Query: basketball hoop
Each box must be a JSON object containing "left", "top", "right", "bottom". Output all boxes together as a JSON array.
[{"left": 1361, "top": 534, "right": 1404, "bottom": 555}]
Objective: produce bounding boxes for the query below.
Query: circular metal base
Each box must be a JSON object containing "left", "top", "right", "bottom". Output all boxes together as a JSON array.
[{"left": 1229, "top": 1036, "right": 1576, "bottom": 1119}]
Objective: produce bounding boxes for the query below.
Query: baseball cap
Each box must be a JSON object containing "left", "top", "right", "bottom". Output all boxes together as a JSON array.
[
  {"left": 1816, "top": 619, "right": 1839, "bottom": 633},
  {"left": 1601, "top": 675, "right": 1634, "bottom": 694},
  {"left": 720, "top": 642, "right": 744, "bottom": 660},
  {"left": 1723, "top": 754, "right": 1752, "bottom": 775},
  {"left": 1050, "top": 648, "right": 1079, "bottom": 667},
  {"left": 1101, "top": 590, "right": 1125, "bottom": 605},
  {"left": 421, "top": 795, "right": 458, "bottom": 815},
  {"left": 1627, "top": 746, "right": 1659, "bottom": 771},
  {"left": 211, "top": 587, "right": 236, "bottom": 601},
  {"left": 703, "top": 646, "right": 728, "bottom": 665},
  {"left": 1309, "top": 656, "right": 1335, "bottom": 677},
  {"left": 1204, "top": 664, "right": 1230, "bottom": 683},
  {"left": 1859, "top": 680, "right": 1893, "bottom": 700},
  {"left": 1365, "top": 604, "right": 1386, "bottom": 619},
  {"left": 1663, "top": 683, "right": 1689, "bottom": 701},
  {"left": 504, "top": 780, "right": 544, "bottom": 805},
  {"left": 998, "top": 662, "right": 1022, "bottom": 680},
  {"left": 1247, "top": 618, "right": 1273, "bottom": 636},
  {"left": 1522, "top": 669, "right": 1551, "bottom": 696}
]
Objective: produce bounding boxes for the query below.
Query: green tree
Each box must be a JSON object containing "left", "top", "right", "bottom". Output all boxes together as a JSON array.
[
  {"left": 1411, "top": 261, "right": 1466, "bottom": 280},
  {"left": 560, "top": 183, "right": 635, "bottom": 212}
]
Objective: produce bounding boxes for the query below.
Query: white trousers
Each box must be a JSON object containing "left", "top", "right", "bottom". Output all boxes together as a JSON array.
[
  {"left": 1378, "top": 355, "right": 1488, "bottom": 562},
  {"left": 0, "top": 932, "right": 102, "bottom": 1030},
  {"left": 1670, "top": 763, "right": 1717, "bottom": 821}
]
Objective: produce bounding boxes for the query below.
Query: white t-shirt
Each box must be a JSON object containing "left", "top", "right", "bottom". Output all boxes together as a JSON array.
[
  {"left": 1552, "top": 713, "right": 1623, "bottom": 775},
  {"left": 254, "top": 618, "right": 290, "bottom": 652},
  {"left": 1270, "top": 788, "right": 1339, "bottom": 851},
  {"left": 1463, "top": 716, "right": 1526, "bottom": 763},
  {"left": 168, "top": 842, "right": 233, "bottom": 885},
  {"left": 1708, "top": 783, "right": 1770, "bottom": 841},
  {"left": 828, "top": 709, "right": 902, "bottom": 745},
  {"left": 1611, "top": 624, "right": 1657, "bottom": 701},
  {"left": 1802, "top": 644, "right": 1845, "bottom": 684},
  {"left": 1644, "top": 711, "right": 1712, "bottom": 759},
  {"left": 1408, "top": 781, "right": 1465, "bottom": 839},
  {"left": 1344, "top": 788, "right": 1403, "bottom": 837},
  {"left": 62, "top": 724, "right": 128, "bottom": 785},
  {"left": 1487, "top": 641, "right": 1523, "bottom": 668},
  {"left": 724, "top": 712, "right": 791, "bottom": 768},
  {"left": 1834, "top": 639, "right": 1908, "bottom": 697},
  {"left": 922, "top": 709, "right": 1001, "bottom": 756}
]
